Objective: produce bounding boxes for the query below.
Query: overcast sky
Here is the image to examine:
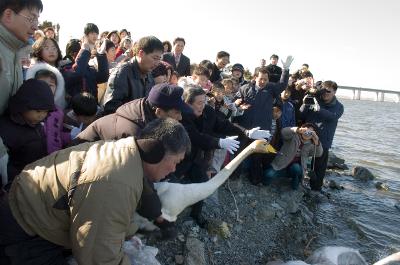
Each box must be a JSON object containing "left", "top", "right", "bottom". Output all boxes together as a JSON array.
[{"left": 40, "top": 0, "right": 399, "bottom": 91}]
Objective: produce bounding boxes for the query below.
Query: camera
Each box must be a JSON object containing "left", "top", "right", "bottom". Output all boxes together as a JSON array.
[
  {"left": 304, "top": 81, "right": 328, "bottom": 106},
  {"left": 303, "top": 95, "right": 315, "bottom": 106},
  {"left": 304, "top": 130, "right": 313, "bottom": 137}
]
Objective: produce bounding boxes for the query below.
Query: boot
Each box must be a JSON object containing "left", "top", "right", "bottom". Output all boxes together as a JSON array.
[{"left": 190, "top": 201, "right": 208, "bottom": 228}]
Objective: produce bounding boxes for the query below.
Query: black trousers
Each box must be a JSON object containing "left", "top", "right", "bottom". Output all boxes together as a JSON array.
[
  {"left": 249, "top": 153, "right": 264, "bottom": 185},
  {"left": 310, "top": 147, "right": 329, "bottom": 191},
  {"left": 0, "top": 193, "right": 68, "bottom": 265}
]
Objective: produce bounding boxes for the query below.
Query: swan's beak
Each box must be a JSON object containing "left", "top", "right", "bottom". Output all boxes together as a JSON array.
[{"left": 266, "top": 144, "right": 277, "bottom": 154}]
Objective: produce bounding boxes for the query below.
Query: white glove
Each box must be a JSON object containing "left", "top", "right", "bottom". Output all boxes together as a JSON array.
[
  {"left": 0, "top": 153, "right": 9, "bottom": 188},
  {"left": 219, "top": 136, "right": 240, "bottom": 154},
  {"left": 247, "top": 127, "right": 271, "bottom": 140},
  {"left": 312, "top": 97, "right": 320, "bottom": 112},
  {"left": 70, "top": 123, "right": 83, "bottom": 139},
  {"left": 281, "top": 55, "right": 294, "bottom": 70}
]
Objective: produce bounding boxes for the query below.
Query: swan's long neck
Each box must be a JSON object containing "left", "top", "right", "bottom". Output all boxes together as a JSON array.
[
  {"left": 156, "top": 143, "right": 264, "bottom": 222},
  {"left": 198, "top": 145, "right": 255, "bottom": 194}
]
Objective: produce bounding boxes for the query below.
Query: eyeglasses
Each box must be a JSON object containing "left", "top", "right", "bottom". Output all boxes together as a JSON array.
[{"left": 15, "top": 12, "right": 39, "bottom": 25}]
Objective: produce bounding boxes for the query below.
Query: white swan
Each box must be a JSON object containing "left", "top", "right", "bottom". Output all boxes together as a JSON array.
[{"left": 154, "top": 140, "right": 276, "bottom": 221}]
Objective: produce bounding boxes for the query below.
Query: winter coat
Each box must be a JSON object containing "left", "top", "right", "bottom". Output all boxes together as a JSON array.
[
  {"left": 8, "top": 137, "right": 144, "bottom": 265},
  {"left": 176, "top": 104, "right": 247, "bottom": 176},
  {"left": 76, "top": 98, "right": 156, "bottom": 142},
  {"left": 0, "top": 23, "right": 26, "bottom": 115},
  {"left": 266, "top": 64, "right": 282, "bottom": 83},
  {"left": 162, "top": 52, "right": 191, "bottom": 77},
  {"left": 210, "top": 63, "right": 222, "bottom": 83},
  {"left": 74, "top": 98, "right": 164, "bottom": 220},
  {"left": 271, "top": 127, "right": 323, "bottom": 174},
  {"left": 234, "top": 70, "right": 289, "bottom": 130},
  {"left": 25, "top": 63, "right": 71, "bottom": 153},
  {"left": 103, "top": 57, "right": 155, "bottom": 115},
  {"left": 43, "top": 106, "right": 71, "bottom": 154},
  {"left": 0, "top": 80, "right": 55, "bottom": 182},
  {"left": 0, "top": 23, "right": 27, "bottom": 164},
  {"left": 300, "top": 97, "right": 344, "bottom": 149},
  {"left": 281, "top": 100, "right": 296, "bottom": 128}
]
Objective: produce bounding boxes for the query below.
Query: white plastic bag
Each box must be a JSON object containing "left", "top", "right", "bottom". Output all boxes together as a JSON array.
[
  {"left": 66, "top": 236, "right": 160, "bottom": 265},
  {"left": 124, "top": 236, "right": 161, "bottom": 265}
]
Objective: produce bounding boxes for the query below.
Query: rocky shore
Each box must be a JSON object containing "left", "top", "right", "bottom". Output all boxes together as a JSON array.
[
  {"left": 136, "top": 153, "right": 394, "bottom": 265},
  {"left": 142, "top": 174, "right": 320, "bottom": 265}
]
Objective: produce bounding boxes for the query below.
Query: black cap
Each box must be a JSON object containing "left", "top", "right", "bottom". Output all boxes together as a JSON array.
[{"left": 148, "top": 83, "right": 192, "bottom": 113}]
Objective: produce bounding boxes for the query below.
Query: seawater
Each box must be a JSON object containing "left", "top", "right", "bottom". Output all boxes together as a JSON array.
[{"left": 312, "top": 98, "right": 400, "bottom": 262}]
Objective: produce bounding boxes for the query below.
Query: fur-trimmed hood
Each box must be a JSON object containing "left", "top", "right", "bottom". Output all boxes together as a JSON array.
[{"left": 26, "top": 62, "right": 67, "bottom": 109}]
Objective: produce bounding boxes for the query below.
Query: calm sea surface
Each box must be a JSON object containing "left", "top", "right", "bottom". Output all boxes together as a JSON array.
[{"left": 312, "top": 98, "right": 400, "bottom": 262}]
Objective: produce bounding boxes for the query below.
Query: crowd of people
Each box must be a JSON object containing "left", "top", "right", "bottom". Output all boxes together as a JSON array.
[{"left": 0, "top": 0, "right": 344, "bottom": 264}]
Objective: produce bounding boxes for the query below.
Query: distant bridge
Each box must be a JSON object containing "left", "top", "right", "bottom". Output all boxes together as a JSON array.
[{"left": 338, "top": 86, "right": 400, "bottom": 103}]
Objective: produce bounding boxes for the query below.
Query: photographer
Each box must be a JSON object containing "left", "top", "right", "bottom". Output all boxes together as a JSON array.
[
  {"left": 263, "top": 124, "right": 323, "bottom": 190},
  {"left": 300, "top": 80, "right": 344, "bottom": 191}
]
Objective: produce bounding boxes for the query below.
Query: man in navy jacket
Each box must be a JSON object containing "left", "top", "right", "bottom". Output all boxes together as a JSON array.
[
  {"left": 300, "top": 80, "right": 344, "bottom": 191},
  {"left": 233, "top": 56, "right": 293, "bottom": 184}
]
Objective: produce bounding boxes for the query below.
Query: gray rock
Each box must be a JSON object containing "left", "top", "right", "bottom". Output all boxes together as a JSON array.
[
  {"left": 207, "top": 219, "right": 231, "bottom": 239},
  {"left": 233, "top": 224, "right": 243, "bottom": 233},
  {"left": 175, "top": 254, "right": 184, "bottom": 264},
  {"left": 286, "top": 199, "right": 300, "bottom": 214},
  {"left": 352, "top": 166, "right": 375, "bottom": 181},
  {"left": 329, "top": 180, "right": 343, "bottom": 190},
  {"left": 257, "top": 207, "right": 276, "bottom": 221},
  {"left": 177, "top": 234, "right": 185, "bottom": 242},
  {"left": 328, "top": 152, "right": 349, "bottom": 170},
  {"left": 306, "top": 246, "right": 367, "bottom": 265},
  {"left": 185, "top": 237, "right": 206, "bottom": 265},
  {"left": 375, "top": 181, "right": 389, "bottom": 191},
  {"left": 271, "top": 202, "right": 284, "bottom": 210},
  {"left": 250, "top": 200, "right": 258, "bottom": 208}
]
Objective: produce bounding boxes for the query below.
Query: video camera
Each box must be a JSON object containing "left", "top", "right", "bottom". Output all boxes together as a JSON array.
[{"left": 303, "top": 81, "right": 328, "bottom": 109}]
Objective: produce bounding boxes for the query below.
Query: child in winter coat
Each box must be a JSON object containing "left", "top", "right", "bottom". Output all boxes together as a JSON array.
[
  {"left": 26, "top": 63, "right": 71, "bottom": 154},
  {"left": 0, "top": 80, "right": 55, "bottom": 185}
]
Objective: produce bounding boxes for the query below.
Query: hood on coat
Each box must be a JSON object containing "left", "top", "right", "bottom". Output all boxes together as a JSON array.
[{"left": 26, "top": 62, "right": 67, "bottom": 109}]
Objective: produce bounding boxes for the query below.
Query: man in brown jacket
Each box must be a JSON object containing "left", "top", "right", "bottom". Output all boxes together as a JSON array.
[{"left": 0, "top": 118, "right": 190, "bottom": 265}]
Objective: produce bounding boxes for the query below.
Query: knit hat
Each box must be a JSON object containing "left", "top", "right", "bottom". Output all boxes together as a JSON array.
[
  {"left": 9, "top": 79, "right": 55, "bottom": 115},
  {"left": 232, "top": 63, "right": 244, "bottom": 73},
  {"left": 148, "top": 83, "right": 192, "bottom": 113}
]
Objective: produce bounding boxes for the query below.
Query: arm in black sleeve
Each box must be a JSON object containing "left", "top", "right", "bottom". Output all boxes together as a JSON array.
[
  {"left": 95, "top": 53, "right": 109, "bottom": 84},
  {"left": 271, "top": 69, "right": 290, "bottom": 98},
  {"left": 182, "top": 116, "right": 220, "bottom": 151}
]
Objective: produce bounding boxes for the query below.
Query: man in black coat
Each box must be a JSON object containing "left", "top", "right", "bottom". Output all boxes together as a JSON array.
[
  {"left": 162, "top": 37, "right": 190, "bottom": 77},
  {"left": 266, "top": 54, "right": 282, "bottom": 83},
  {"left": 103, "top": 36, "right": 163, "bottom": 115},
  {"left": 210, "top": 51, "right": 230, "bottom": 83}
]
